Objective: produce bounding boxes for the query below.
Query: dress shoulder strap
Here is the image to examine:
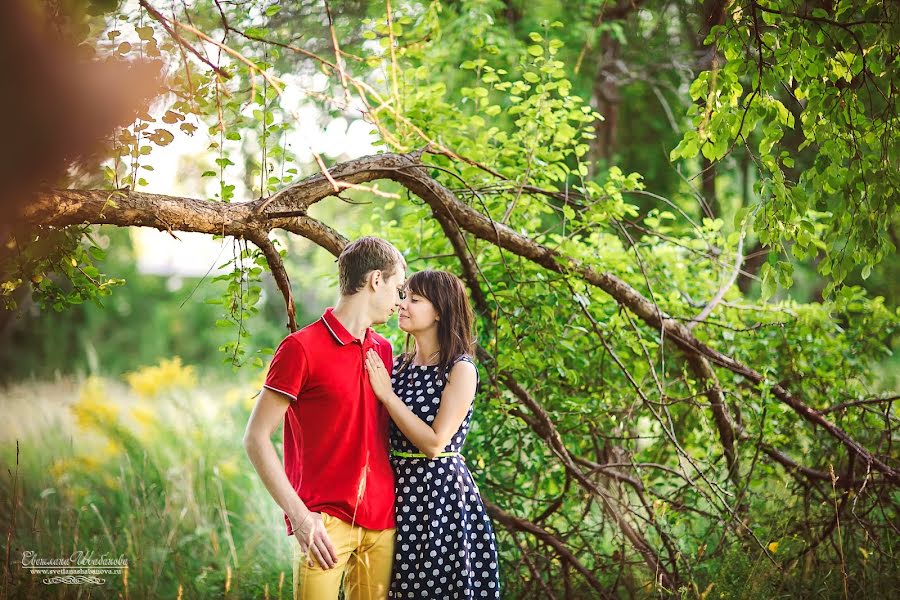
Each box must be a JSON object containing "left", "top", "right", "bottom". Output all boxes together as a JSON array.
[{"left": 449, "top": 354, "right": 479, "bottom": 384}]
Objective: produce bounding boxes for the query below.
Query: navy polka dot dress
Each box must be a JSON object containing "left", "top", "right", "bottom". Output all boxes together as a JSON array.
[{"left": 388, "top": 355, "right": 501, "bottom": 599}]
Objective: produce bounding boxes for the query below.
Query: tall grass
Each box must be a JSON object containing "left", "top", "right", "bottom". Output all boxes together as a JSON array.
[
  {"left": 1, "top": 359, "right": 292, "bottom": 599},
  {"left": 3, "top": 360, "right": 896, "bottom": 599}
]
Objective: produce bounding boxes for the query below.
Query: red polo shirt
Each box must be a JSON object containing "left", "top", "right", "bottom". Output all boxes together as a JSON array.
[{"left": 263, "top": 307, "right": 396, "bottom": 532}]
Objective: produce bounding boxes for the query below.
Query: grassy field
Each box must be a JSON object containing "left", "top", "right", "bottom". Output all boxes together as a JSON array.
[
  {"left": 1, "top": 359, "right": 293, "bottom": 599},
  {"left": 3, "top": 358, "right": 896, "bottom": 599}
]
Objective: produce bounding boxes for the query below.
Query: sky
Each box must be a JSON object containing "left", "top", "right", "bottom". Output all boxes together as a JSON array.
[{"left": 132, "top": 73, "right": 379, "bottom": 277}]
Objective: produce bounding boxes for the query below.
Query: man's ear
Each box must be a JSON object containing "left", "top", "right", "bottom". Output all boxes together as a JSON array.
[{"left": 367, "top": 269, "right": 382, "bottom": 291}]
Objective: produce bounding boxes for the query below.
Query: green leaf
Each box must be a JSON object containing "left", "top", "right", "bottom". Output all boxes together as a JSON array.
[
  {"left": 245, "top": 27, "right": 269, "bottom": 38},
  {"left": 760, "top": 263, "right": 777, "bottom": 300}
]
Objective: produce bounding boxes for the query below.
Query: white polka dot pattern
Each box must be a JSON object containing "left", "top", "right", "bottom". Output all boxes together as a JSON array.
[{"left": 388, "top": 356, "right": 501, "bottom": 599}]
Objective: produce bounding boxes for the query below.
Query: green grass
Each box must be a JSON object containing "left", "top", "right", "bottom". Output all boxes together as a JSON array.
[
  {"left": 3, "top": 363, "right": 897, "bottom": 599},
  {"left": 1, "top": 364, "right": 292, "bottom": 599}
]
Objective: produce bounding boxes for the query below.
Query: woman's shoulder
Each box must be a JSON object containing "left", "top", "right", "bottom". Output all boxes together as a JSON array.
[
  {"left": 447, "top": 354, "right": 478, "bottom": 382},
  {"left": 451, "top": 354, "right": 476, "bottom": 367}
]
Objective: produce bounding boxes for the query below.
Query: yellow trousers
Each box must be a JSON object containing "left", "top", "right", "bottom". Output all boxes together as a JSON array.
[{"left": 292, "top": 512, "right": 395, "bottom": 600}]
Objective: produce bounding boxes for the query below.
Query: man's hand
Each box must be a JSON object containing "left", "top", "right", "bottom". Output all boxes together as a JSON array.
[
  {"left": 365, "top": 350, "right": 394, "bottom": 402},
  {"left": 291, "top": 511, "right": 338, "bottom": 569}
]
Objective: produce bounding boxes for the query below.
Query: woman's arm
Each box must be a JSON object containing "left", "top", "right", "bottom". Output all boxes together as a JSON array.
[{"left": 365, "top": 350, "right": 477, "bottom": 459}]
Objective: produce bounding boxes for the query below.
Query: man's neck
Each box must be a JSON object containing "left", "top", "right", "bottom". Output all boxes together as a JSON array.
[{"left": 332, "top": 298, "right": 373, "bottom": 341}]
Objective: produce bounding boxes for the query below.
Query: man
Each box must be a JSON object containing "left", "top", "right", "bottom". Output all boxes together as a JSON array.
[{"left": 243, "top": 236, "right": 406, "bottom": 599}]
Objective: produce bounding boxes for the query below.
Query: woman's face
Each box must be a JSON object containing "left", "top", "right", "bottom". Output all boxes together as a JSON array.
[{"left": 397, "top": 288, "right": 439, "bottom": 334}]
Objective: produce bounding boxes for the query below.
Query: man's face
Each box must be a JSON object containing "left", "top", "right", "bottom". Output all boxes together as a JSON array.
[{"left": 370, "top": 264, "right": 406, "bottom": 325}]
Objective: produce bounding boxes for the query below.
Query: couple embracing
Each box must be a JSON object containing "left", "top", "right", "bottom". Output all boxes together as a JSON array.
[{"left": 243, "top": 236, "right": 501, "bottom": 599}]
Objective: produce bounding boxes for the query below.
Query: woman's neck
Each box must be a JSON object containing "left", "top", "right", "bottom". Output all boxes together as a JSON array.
[{"left": 411, "top": 333, "right": 440, "bottom": 365}]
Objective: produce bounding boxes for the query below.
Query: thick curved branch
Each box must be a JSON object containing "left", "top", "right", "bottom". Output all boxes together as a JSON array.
[
  {"left": 312, "top": 153, "right": 895, "bottom": 482},
  {"left": 272, "top": 215, "right": 348, "bottom": 257},
  {"left": 431, "top": 209, "right": 489, "bottom": 313},
  {"left": 22, "top": 150, "right": 898, "bottom": 482},
  {"left": 685, "top": 353, "right": 740, "bottom": 482}
]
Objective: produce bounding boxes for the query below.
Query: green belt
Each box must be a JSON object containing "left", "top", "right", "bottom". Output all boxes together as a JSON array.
[{"left": 391, "top": 450, "right": 461, "bottom": 459}]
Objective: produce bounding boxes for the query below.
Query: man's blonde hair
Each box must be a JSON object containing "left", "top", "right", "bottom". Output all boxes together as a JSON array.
[{"left": 338, "top": 236, "right": 406, "bottom": 296}]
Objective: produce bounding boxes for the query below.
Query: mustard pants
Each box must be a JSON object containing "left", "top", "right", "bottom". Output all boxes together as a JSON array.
[{"left": 292, "top": 512, "right": 395, "bottom": 600}]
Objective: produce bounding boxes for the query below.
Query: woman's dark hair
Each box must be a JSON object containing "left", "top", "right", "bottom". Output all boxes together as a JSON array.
[{"left": 398, "top": 270, "right": 475, "bottom": 379}]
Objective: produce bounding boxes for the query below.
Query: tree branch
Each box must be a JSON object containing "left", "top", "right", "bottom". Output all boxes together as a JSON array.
[
  {"left": 495, "top": 369, "right": 677, "bottom": 589},
  {"left": 245, "top": 231, "right": 297, "bottom": 332},
  {"left": 484, "top": 499, "right": 614, "bottom": 599},
  {"left": 21, "top": 149, "right": 898, "bottom": 482}
]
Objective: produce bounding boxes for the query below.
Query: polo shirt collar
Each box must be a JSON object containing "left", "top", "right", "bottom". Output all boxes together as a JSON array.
[{"left": 321, "top": 307, "right": 378, "bottom": 347}]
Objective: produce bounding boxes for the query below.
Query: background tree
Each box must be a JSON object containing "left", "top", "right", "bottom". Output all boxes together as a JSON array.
[{"left": 3, "top": 0, "right": 898, "bottom": 598}]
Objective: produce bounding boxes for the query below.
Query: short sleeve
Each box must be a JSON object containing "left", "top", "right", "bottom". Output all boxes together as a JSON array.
[{"left": 263, "top": 335, "right": 308, "bottom": 401}]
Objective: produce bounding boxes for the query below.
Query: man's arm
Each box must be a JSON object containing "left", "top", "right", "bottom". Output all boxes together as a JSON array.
[{"left": 243, "top": 387, "right": 338, "bottom": 569}]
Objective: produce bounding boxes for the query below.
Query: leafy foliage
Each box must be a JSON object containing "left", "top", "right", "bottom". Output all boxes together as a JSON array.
[
  {"left": 671, "top": 0, "right": 898, "bottom": 296},
  {"left": 2, "top": 0, "right": 898, "bottom": 597}
]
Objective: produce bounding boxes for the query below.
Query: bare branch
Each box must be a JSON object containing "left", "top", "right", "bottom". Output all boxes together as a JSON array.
[
  {"left": 484, "top": 499, "right": 614, "bottom": 599},
  {"left": 139, "top": 0, "right": 231, "bottom": 80},
  {"left": 245, "top": 231, "right": 297, "bottom": 332}
]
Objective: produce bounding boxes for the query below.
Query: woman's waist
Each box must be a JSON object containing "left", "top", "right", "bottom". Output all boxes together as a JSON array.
[{"left": 389, "top": 448, "right": 463, "bottom": 460}]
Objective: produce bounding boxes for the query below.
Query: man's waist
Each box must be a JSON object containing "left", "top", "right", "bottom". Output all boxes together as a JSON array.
[{"left": 298, "top": 503, "right": 396, "bottom": 529}]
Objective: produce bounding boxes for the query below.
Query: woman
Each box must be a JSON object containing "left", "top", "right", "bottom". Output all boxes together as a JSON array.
[{"left": 365, "top": 270, "right": 501, "bottom": 599}]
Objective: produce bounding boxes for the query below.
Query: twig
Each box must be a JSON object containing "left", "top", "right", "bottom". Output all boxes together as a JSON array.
[{"left": 139, "top": 0, "right": 231, "bottom": 79}]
